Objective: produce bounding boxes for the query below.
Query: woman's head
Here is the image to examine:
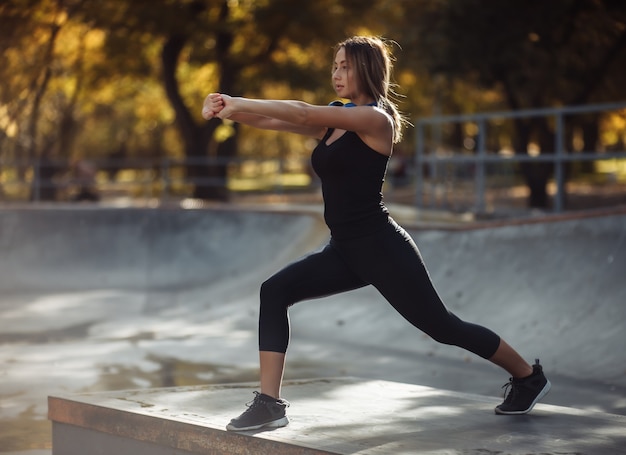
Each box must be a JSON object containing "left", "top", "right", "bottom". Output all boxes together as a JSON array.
[
  {"left": 333, "top": 36, "right": 409, "bottom": 143},
  {"left": 334, "top": 36, "right": 390, "bottom": 102}
]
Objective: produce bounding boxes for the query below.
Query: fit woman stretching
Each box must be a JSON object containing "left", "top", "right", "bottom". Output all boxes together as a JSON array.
[{"left": 202, "top": 36, "right": 550, "bottom": 431}]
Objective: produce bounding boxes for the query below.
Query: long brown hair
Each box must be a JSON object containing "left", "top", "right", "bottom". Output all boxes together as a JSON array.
[{"left": 335, "top": 36, "right": 409, "bottom": 143}]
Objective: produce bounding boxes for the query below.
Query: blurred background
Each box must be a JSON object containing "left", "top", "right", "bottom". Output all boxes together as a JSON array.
[
  {"left": 1, "top": 0, "right": 625, "bottom": 214},
  {"left": 1, "top": 1, "right": 626, "bottom": 453}
]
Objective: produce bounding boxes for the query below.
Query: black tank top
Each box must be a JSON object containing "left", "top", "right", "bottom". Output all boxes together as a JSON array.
[{"left": 311, "top": 129, "right": 390, "bottom": 240}]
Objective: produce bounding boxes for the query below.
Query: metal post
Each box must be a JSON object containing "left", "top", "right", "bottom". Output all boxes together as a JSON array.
[
  {"left": 475, "top": 118, "right": 487, "bottom": 213},
  {"left": 277, "top": 157, "right": 284, "bottom": 195},
  {"left": 415, "top": 122, "right": 424, "bottom": 209},
  {"left": 32, "top": 161, "right": 40, "bottom": 202},
  {"left": 161, "top": 158, "right": 170, "bottom": 201},
  {"left": 554, "top": 112, "right": 565, "bottom": 212}
]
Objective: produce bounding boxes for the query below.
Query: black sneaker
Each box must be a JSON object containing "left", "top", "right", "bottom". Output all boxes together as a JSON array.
[
  {"left": 226, "top": 391, "right": 290, "bottom": 431},
  {"left": 495, "top": 359, "right": 551, "bottom": 415}
]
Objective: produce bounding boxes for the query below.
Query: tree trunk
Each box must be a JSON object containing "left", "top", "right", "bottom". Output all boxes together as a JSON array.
[
  {"left": 161, "top": 33, "right": 226, "bottom": 201},
  {"left": 521, "top": 162, "right": 552, "bottom": 208},
  {"left": 28, "top": 23, "right": 60, "bottom": 201},
  {"left": 580, "top": 115, "right": 600, "bottom": 174},
  {"left": 199, "top": 0, "right": 239, "bottom": 201},
  {"left": 512, "top": 116, "right": 556, "bottom": 210}
]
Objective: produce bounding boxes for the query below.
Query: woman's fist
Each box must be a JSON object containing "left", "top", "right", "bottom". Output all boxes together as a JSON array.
[{"left": 202, "top": 93, "right": 224, "bottom": 120}]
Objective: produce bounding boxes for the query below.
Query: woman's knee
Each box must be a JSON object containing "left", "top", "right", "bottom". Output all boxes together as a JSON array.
[
  {"left": 420, "top": 313, "right": 466, "bottom": 346},
  {"left": 261, "top": 274, "right": 283, "bottom": 298},
  {"left": 259, "top": 275, "right": 293, "bottom": 312}
]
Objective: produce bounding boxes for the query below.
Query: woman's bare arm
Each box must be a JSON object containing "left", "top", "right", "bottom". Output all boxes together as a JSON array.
[
  {"left": 228, "top": 112, "right": 327, "bottom": 138},
  {"left": 215, "top": 95, "right": 393, "bottom": 155},
  {"left": 202, "top": 93, "right": 326, "bottom": 139},
  {"left": 219, "top": 97, "right": 386, "bottom": 132}
]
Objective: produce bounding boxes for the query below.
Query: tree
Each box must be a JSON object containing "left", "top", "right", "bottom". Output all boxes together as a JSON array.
[
  {"left": 1, "top": 0, "right": 385, "bottom": 201},
  {"left": 9, "top": 1, "right": 623, "bottom": 207},
  {"left": 0, "top": 0, "right": 63, "bottom": 199},
  {"left": 399, "top": 0, "right": 626, "bottom": 208},
  {"left": 72, "top": 0, "right": 379, "bottom": 200}
]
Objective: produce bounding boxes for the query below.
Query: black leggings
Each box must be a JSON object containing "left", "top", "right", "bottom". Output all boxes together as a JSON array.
[{"left": 259, "top": 218, "right": 501, "bottom": 359}]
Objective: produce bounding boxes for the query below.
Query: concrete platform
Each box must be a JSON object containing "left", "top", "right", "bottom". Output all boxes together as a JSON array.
[{"left": 48, "top": 378, "right": 626, "bottom": 455}]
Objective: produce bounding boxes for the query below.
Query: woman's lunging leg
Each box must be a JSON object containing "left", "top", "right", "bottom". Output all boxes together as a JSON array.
[
  {"left": 336, "top": 223, "right": 532, "bottom": 377},
  {"left": 257, "top": 244, "right": 366, "bottom": 398}
]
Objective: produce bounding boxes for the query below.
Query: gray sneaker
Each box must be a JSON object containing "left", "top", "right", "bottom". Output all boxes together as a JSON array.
[
  {"left": 226, "top": 391, "right": 290, "bottom": 431},
  {"left": 495, "top": 359, "right": 551, "bottom": 415}
]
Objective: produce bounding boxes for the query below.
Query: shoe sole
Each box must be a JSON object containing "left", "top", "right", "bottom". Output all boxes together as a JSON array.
[
  {"left": 226, "top": 415, "right": 289, "bottom": 431},
  {"left": 494, "top": 379, "right": 552, "bottom": 415}
]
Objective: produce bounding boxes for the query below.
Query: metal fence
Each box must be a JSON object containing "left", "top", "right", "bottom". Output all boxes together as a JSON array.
[
  {"left": 415, "top": 101, "right": 626, "bottom": 213},
  {"left": 0, "top": 155, "right": 316, "bottom": 203},
  {"left": 2, "top": 102, "right": 626, "bottom": 211}
]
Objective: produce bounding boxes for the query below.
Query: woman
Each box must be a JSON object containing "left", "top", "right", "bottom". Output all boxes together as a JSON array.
[{"left": 202, "top": 36, "right": 550, "bottom": 431}]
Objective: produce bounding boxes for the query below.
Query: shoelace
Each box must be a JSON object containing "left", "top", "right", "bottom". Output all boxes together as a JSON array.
[
  {"left": 239, "top": 391, "right": 263, "bottom": 415},
  {"left": 501, "top": 378, "right": 518, "bottom": 403},
  {"left": 248, "top": 392, "right": 260, "bottom": 403},
  {"left": 243, "top": 391, "right": 290, "bottom": 411}
]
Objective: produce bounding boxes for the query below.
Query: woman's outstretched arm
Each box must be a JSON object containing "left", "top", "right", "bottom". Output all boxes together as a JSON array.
[
  {"left": 207, "top": 94, "right": 393, "bottom": 155},
  {"left": 202, "top": 93, "right": 326, "bottom": 139},
  {"left": 216, "top": 95, "right": 389, "bottom": 136}
]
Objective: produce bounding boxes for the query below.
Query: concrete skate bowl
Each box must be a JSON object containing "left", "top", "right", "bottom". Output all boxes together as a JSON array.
[
  {"left": 1, "top": 206, "right": 626, "bottom": 452},
  {"left": 0, "top": 207, "right": 328, "bottom": 293}
]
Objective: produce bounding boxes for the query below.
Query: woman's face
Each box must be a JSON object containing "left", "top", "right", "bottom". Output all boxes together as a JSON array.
[{"left": 332, "top": 47, "right": 358, "bottom": 100}]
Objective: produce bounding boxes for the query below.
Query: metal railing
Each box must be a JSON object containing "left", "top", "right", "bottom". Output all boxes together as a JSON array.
[
  {"left": 0, "top": 155, "right": 316, "bottom": 203},
  {"left": 2, "top": 102, "right": 625, "bottom": 212},
  {"left": 415, "top": 101, "right": 626, "bottom": 213}
]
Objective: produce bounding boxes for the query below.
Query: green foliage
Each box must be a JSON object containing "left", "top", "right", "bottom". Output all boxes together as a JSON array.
[{"left": 1, "top": 0, "right": 624, "bottom": 201}]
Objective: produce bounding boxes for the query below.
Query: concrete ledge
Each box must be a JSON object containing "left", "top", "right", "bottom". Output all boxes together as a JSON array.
[{"left": 48, "top": 378, "right": 626, "bottom": 455}]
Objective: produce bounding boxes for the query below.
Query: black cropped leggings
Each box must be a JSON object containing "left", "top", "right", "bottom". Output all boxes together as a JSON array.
[{"left": 259, "top": 219, "right": 501, "bottom": 359}]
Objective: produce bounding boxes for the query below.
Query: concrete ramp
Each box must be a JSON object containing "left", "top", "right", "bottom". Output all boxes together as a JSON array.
[
  {"left": 1, "top": 206, "right": 626, "bottom": 452},
  {"left": 48, "top": 378, "right": 626, "bottom": 455},
  {"left": 0, "top": 207, "right": 327, "bottom": 292}
]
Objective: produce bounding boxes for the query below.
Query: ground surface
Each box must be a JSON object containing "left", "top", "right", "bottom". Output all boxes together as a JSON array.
[
  {"left": 1, "top": 203, "right": 625, "bottom": 452},
  {"left": 48, "top": 378, "right": 626, "bottom": 455}
]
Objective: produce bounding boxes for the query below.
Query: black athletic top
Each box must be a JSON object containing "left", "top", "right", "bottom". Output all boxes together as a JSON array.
[{"left": 311, "top": 128, "right": 390, "bottom": 240}]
